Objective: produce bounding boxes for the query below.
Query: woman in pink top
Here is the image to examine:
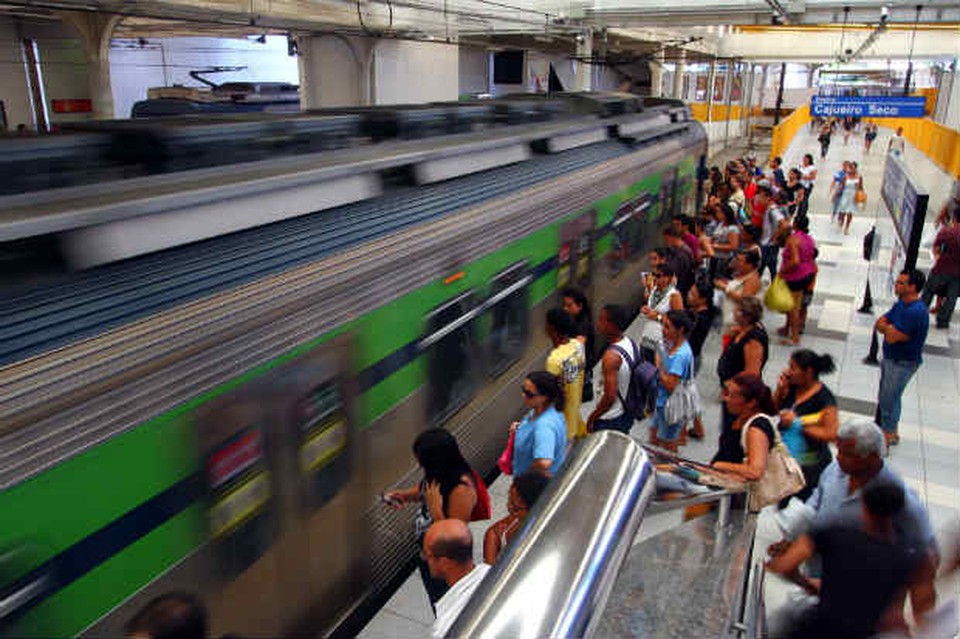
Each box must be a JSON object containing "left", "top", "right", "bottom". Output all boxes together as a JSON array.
[{"left": 779, "top": 215, "right": 817, "bottom": 345}]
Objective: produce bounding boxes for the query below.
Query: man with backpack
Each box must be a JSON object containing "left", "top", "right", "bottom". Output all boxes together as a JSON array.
[{"left": 587, "top": 304, "right": 654, "bottom": 434}]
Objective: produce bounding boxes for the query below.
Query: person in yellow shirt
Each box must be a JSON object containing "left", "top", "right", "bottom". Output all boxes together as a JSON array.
[{"left": 545, "top": 308, "right": 586, "bottom": 440}]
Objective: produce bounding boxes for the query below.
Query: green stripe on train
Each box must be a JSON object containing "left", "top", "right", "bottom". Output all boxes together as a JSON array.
[
  {"left": 0, "top": 166, "right": 674, "bottom": 637},
  {"left": 14, "top": 506, "right": 205, "bottom": 637}
]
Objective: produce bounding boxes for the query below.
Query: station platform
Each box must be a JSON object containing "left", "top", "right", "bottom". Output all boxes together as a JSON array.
[{"left": 359, "top": 126, "right": 960, "bottom": 638}]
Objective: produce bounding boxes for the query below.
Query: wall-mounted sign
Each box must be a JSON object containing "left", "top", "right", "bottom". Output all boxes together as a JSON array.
[
  {"left": 810, "top": 95, "right": 926, "bottom": 118},
  {"left": 51, "top": 99, "right": 93, "bottom": 114}
]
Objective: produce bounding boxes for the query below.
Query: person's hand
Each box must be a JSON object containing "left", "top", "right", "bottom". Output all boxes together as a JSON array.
[
  {"left": 767, "top": 539, "right": 791, "bottom": 557},
  {"left": 779, "top": 408, "right": 797, "bottom": 427},
  {"left": 509, "top": 421, "right": 519, "bottom": 435},
  {"left": 382, "top": 491, "right": 405, "bottom": 510},
  {"left": 640, "top": 306, "right": 656, "bottom": 319},
  {"left": 714, "top": 278, "right": 728, "bottom": 290},
  {"left": 424, "top": 480, "right": 442, "bottom": 515}
]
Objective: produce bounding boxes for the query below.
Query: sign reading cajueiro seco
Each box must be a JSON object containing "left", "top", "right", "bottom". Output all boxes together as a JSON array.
[{"left": 810, "top": 95, "right": 927, "bottom": 118}]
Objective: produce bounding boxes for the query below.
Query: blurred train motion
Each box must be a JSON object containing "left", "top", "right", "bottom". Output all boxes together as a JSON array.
[{"left": 0, "top": 93, "right": 705, "bottom": 637}]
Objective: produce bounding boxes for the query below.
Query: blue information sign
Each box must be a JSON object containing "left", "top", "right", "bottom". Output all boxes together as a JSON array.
[{"left": 810, "top": 95, "right": 926, "bottom": 118}]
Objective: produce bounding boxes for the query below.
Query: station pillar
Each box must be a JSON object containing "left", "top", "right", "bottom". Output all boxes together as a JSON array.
[
  {"left": 672, "top": 49, "right": 686, "bottom": 99},
  {"left": 649, "top": 46, "right": 665, "bottom": 98},
  {"left": 706, "top": 57, "right": 717, "bottom": 123},
  {"left": 296, "top": 34, "right": 369, "bottom": 108},
  {"left": 575, "top": 30, "right": 593, "bottom": 91},
  {"left": 58, "top": 11, "right": 120, "bottom": 119}
]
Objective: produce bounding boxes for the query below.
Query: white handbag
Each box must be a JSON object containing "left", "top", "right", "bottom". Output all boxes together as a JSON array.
[{"left": 740, "top": 413, "right": 806, "bottom": 512}]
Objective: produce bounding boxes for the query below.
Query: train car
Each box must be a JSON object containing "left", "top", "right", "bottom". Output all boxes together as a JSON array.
[{"left": 0, "top": 95, "right": 705, "bottom": 638}]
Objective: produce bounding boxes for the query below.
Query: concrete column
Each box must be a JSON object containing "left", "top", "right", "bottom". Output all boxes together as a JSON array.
[
  {"left": 723, "top": 62, "right": 735, "bottom": 145},
  {"left": 649, "top": 46, "right": 665, "bottom": 98},
  {"left": 936, "top": 63, "right": 960, "bottom": 131},
  {"left": 575, "top": 30, "right": 592, "bottom": 91},
  {"left": 757, "top": 64, "right": 769, "bottom": 112},
  {"left": 706, "top": 57, "right": 717, "bottom": 123},
  {"left": 58, "top": 11, "right": 121, "bottom": 119},
  {"left": 296, "top": 34, "right": 367, "bottom": 108},
  {"left": 672, "top": 49, "right": 686, "bottom": 99}
]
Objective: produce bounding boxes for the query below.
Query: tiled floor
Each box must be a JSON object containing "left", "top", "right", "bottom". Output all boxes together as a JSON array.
[{"left": 358, "top": 126, "right": 959, "bottom": 638}]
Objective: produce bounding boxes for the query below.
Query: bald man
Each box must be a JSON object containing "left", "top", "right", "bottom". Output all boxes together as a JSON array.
[{"left": 422, "top": 519, "right": 490, "bottom": 639}]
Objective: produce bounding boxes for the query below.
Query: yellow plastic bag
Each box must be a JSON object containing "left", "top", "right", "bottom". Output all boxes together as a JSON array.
[{"left": 764, "top": 275, "right": 795, "bottom": 313}]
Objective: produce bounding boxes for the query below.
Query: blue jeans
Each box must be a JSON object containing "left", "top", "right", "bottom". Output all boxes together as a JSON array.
[
  {"left": 594, "top": 411, "right": 634, "bottom": 434},
  {"left": 877, "top": 358, "right": 919, "bottom": 434},
  {"left": 761, "top": 244, "right": 779, "bottom": 281}
]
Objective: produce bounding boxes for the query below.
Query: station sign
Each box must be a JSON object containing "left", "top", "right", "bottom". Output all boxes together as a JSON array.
[{"left": 810, "top": 95, "right": 926, "bottom": 118}]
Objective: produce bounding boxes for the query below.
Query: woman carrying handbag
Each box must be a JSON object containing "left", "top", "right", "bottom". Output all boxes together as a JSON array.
[
  {"left": 711, "top": 373, "right": 805, "bottom": 512},
  {"left": 652, "top": 310, "right": 699, "bottom": 452}
]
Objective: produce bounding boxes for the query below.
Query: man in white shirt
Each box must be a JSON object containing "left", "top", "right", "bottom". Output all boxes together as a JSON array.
[{"left": 424, "top": 519, "right": 491, "bottom": 639}]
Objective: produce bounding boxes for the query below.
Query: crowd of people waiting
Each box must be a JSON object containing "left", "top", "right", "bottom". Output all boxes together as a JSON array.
[{"left": 119, "top": 149, "right": 958, "bottom": 639}]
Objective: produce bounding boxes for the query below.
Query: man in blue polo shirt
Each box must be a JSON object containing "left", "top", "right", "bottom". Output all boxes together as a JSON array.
[{"left": 874, "top": 268, "right": 929, "bottom": 448}]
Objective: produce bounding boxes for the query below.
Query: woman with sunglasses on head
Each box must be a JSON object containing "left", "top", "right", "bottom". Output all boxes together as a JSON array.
[{"left": 511, "top": 371, "right": 567, "bottom": 477}]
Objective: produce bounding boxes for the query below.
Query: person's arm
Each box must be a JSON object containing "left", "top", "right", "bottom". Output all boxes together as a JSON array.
[
  {"left": 669, "top": 290, "right": 684, "bottom": 311},
  {"left": 782, "top": 236, "right": 800, "bottom": 271},
  {"left": 766, "top": 534, "right": 819, "bottom": 594},
  {"left": 908, "top": 546, "right": 939, "bottom": 622},
  {"left": 875, "top": 316, "right": 911, "bottom": 344},
  {"left": 483, "top": 522, "right": 503, "bottom": 564},
  {"left": 384, "top": 485, "right": 421, "bottom": 507},
  {"left": 801, "top": 405, "right": 839, "bottom": 442},
  {"left": 712, "top": 425, "right": 770, "bottom": 480},
  {"left": 742, "top": 339, "right": 765, "bottom": 377},
  {"left": 587, "top": 349, "right": 621, "bottom": 431},
  {"left": 528, "top": 427, "right": 558, "bottom": 475}
]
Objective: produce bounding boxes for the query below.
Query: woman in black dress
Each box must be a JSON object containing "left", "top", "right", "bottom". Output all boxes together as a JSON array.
[{"left": 712, "top": 297, "right": 769, "bottom": 463}]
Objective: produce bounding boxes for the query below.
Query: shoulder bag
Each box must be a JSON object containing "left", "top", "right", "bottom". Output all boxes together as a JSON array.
[
  {"left": 740, "top": 413, "right": 806, "bottom": 512},
  {"left": 664, "top": 352, "right": 702, "bottom": 425}
]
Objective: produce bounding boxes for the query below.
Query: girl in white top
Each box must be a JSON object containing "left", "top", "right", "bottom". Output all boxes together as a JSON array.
[
  {"left": 835, "top": 161, "right": 864, "bottom": 236},
  {"left": 639, "top": 266, "right": 684, "bottom": 359}
]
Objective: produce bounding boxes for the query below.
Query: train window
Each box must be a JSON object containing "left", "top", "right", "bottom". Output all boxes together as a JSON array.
[
  {"left": 421, "top": 291, "right": 479, "bottom": 425},
  {"left": 608, "top": 193, "right": 653, "bottom": 277},
  {"left": 659, "top": 170, "right": 678, "bottom": 220},
  {"left": 486, "top": 262, "right": 531, "bottom": 377},
  {"left": 558, "top": 212, "right": 595, "bottom": 292}
]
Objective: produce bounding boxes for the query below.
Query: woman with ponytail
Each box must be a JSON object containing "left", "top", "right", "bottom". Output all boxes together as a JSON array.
[{"left": 773, "top": 349, "right": 839, "bottom": 501}]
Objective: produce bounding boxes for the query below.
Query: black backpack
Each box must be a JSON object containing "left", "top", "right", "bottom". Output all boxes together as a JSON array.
[{"left": 609, "top": 338, "right": 658, "bottom": 422}]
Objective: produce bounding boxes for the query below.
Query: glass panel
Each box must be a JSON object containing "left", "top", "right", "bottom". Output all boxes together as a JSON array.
[
  {"left": 424, "top": 291, "right": 478, "bottom": 424},
  {"left": 487, "top": 262, "right": 530, "bottom": 377}
]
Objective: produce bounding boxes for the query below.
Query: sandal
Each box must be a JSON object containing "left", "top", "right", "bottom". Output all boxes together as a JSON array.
[{"left": 779, "top": 338, "right": 800, "bottom": 346}]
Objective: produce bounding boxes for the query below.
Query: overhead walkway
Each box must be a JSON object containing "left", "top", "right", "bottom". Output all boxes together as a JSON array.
[{"left": 358, "top": 121, "right": 959, "bottom": 638}]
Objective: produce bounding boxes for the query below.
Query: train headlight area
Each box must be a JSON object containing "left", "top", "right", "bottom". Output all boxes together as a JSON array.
[{"left": 0, "top": 91, "right": 705, "bottom": 638}]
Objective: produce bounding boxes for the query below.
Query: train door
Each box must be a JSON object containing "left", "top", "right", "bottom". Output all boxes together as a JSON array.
[
  {"left": 423, "top": 291, "right": 479, "bottom": 426},
  {"left": 558, "top": 211, "right": 595, "bottom": 295},
  {"left": 195, "top": 335, "right": 361, "bottom": 636}
]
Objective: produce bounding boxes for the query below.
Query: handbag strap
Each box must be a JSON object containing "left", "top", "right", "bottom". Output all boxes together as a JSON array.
[{"left": 739, "top": 412, "right": 782, "bottom": 451}]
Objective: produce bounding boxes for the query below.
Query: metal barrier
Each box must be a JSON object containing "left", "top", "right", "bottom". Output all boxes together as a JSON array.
[{"left": 445, "top": 431, "right": 655, "bottom": 639}]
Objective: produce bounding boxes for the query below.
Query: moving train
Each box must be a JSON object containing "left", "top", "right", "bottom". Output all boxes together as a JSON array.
[{"left": 0, "top": 93, "right": 706, "bottom": 638}]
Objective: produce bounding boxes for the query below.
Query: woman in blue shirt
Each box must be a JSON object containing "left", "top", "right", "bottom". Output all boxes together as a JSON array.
[
  {"left": 512, "top": 371, "right": 568, "bottom": 476},
  {"left": 653, "top": 310, "right": 695, "bottom": 452}
]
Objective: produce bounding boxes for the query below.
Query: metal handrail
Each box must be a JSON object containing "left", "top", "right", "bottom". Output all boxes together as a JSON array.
[{"left": 445, "top": 431, "right": 655, "bottom": 639}]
